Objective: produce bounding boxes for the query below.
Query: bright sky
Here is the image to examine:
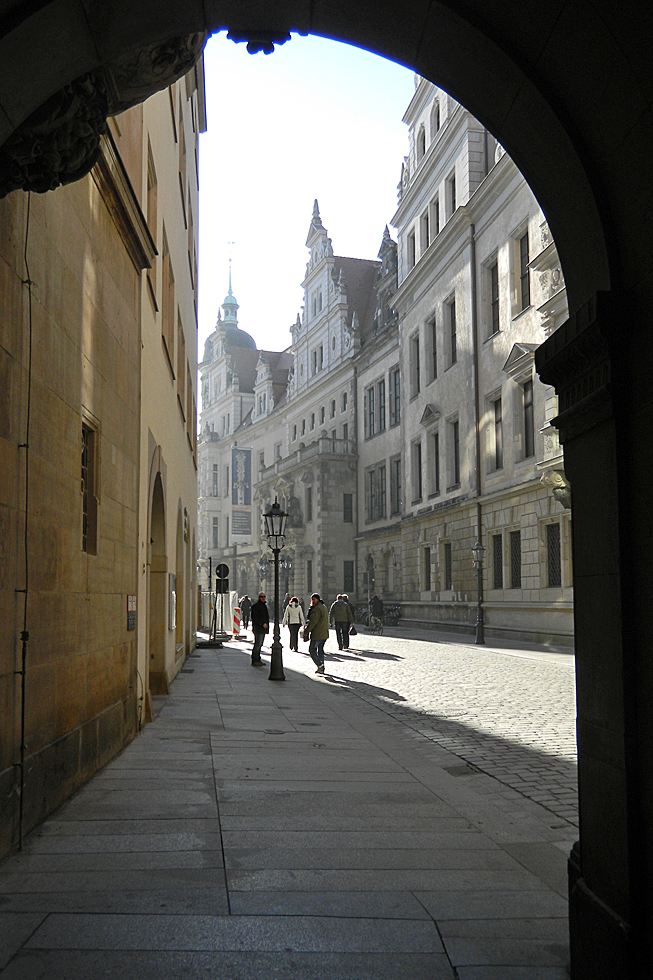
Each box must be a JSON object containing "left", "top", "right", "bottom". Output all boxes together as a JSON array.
[{"left": 198, "top": 32, "right": 416, "bottom": 355}]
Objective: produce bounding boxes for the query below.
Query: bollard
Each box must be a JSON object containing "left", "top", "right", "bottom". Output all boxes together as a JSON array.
[{"left": 233, "top": 606, "right": 241, "bottom": 637}]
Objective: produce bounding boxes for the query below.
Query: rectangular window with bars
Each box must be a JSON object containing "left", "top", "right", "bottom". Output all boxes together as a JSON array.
[
  {"left": 547, "top": 522, "right": 562, "bottom": 587},
  {"left": 343, "top": 493, "right": 353, "bottom": 523},
  {"left": 343, "top": 560, "right": 354, "bottom": 593},
  {"left": 519, "top": 231, "right": 530, "bottom": 310},
  {"left": 81, "top": 423, "right": 98, "bottom": 554},
  {"left": 390, "top": 455, "right": 402, "bottom": 515},
  {"left": 523, "top": 379, "right": 535, "bottom": 458},
  {"left": 510, "top": 530, "right": 522, "bottom": 588},
  {"left": 212, "top": 463, "right": 218, "bottom": 496},
  {"left": 444, "top": 542, "right": 452, "bottom": 591},
  {"left": 212, "top": 517, "right": 219, "bottom": 550},
  {"left": 490, "top": 261, "right": 499, "bottom": 335},
  {"left": 493, "top": 533, "right": 503, "bottom": 589},
  {"left": 378, "top": 379, "right": 386, "bottom": 432},
  {"left": 424, "top": 545, "right": 431, "bottom": 591},
  {"left": 306, "top": 486, "right": 313, "bottom": 522}
]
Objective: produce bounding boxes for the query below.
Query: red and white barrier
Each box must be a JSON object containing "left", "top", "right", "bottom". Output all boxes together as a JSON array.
[{"left": 233, "top": 606, "right": 241, "bottom": 637}]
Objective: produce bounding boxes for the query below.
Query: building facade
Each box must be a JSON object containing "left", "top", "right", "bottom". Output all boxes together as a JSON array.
[
  {"left": 0, "top": 66, "right": 203, "bottom": 856},
  {"left": 198, "top": 80, "right": 572, "bottom": 645}
]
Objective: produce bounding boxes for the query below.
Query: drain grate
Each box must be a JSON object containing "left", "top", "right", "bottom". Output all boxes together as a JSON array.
[
  {"left": 180, "top": 668, "right": 195, "bottom": 673},
  {"left": 264, "top": 729, "right": 287, "bottom": 735}
]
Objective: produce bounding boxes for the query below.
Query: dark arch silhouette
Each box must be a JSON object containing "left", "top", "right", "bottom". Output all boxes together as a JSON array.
[{"left": 1, "top": 3, "right": 652, "bottom": 978}]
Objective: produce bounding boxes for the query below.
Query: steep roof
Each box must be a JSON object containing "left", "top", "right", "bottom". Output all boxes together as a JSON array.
[{"left": 333, "top": 255, "right": 380, "bottom": 344}]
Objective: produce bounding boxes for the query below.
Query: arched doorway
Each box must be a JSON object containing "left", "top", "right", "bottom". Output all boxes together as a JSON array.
[
  {"left": 148, "top": 473, "right": 168, "bottom": 695},
  {"left": 175, "top": 504, "right": 185, "bottom": 663}
]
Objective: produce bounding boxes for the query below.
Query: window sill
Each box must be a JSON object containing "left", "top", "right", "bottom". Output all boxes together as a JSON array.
[
  {"left": 446, "top": 483, "right": 460, "bottom": 492},
  {"left": 483, "top": 329, "right": 500, "bottom": 344},
  {"left": 411, "top": 498, "right": 423, "bottom": 506}
]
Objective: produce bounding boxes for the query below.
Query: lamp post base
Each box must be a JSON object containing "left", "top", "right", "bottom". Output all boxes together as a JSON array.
[{"left": 268, "top": 626, "right": 285, "bottom": 681}]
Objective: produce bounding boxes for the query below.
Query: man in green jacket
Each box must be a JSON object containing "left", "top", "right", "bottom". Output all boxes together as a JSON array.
[{"left": 306, "top": 593, "right": 328, "bottom": 674}]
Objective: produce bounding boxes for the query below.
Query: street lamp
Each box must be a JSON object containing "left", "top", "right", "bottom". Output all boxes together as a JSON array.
[
  {"left": 279, "top": 553, "right": 292, "bottom": 599},
  {"left": 264, "top": 497, "right": 288, "bottom": 681},
  {"left": 471, "top": 539, "right": 485, "bottom": 645}
]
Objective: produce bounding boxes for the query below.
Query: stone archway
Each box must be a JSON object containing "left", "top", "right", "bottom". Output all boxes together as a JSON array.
[
  {"left": 2, "top": 3, "right": 653, "bottom": 977},
  {"left": 175, "top": 503, "right": 185, "bottom": 662}
]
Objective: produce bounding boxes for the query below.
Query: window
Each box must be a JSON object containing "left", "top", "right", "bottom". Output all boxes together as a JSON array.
[
  {"left": 212, "top": 463, "right": 218, "bottom": 497},
  {"left": 307, "top": 559, "right": 313, "bottom": 592},
  {"left": 342, "top": 422, "right": 348, "bottom": 443},
  {"left": 421, "top": 209, "right": 430, "bottom": 253},
  {"left": 258, "top": 450, "right": 265, "bottom": 471},
  {"left": 410, "top": 333, "right": 420, "bottom": 398},
  {"left": 416, "top": 124, "right": 426, "bottom": 163},
  {"left": 312, "top": 349, "right": 317, "bottom": 375},
  {"left": 341, "top": 391, "right": 348, "bottom": 412},
  {"left": 330, "top": 399, "right": 336, "bottom": 419},
  {"left": 301, "top": 419, "right": 306, "bottom": 436},
  {"left": 306, "top": 486, "right": 313, "bottom": 522},
  {"left": 146, "top": 146, "right": 158, "bottom": 303},
  {"left": 320, "top": 406, "right": 325, "bottom": 425},
  {"left": 431, "top": 195, "right": 440, "bottom": 238},
  {"left": 177, "top": 315, "right": 186, "bottom": 418},
  {"left": 225, "top": 464, "right": 229, "bottom": 496},
  {"left": 344, "top": 560, "right": 355, "bottom": 593},
  {"left": 412, "top": 441, "right": 423, "bottom": 502},
  {"left": 430, "top": 100, "right": 440, "bottom": 138},
  {"left": 331, "top": 428, "right": 336, "bottom": 443},
  {"left": 489, "top": 260, "right": 499, "bottom": 335},
  {"left": 275, "top": 442, "right": 282, "bottom": 461},
  {"left": 389, "top": 368, "right": 401, "bottom": 426},
  {"left": 523, "top": 379, "right": 535, "bottom": 458},
  {"left": 487, "top": 394, "right": 503, "bottom": 471},
  {"left": 424, "top": 546, "right": 431, "bottom": 591},
  {"left": 426, "top": 315, "right": 437, "bottom": 384},
  {"left": 547, "top": 522, "right": 562, "bottom": 587},
  {"left": 292, "top": 424, "right": 297, "bottom": 442},
  {"left": 319, "top": 344, "right": 324, "bottom": 371},
  {"left": 430, "top": 430, "right": 440, "bottom": 495},
  {"left": 444, "top": 542, "right": 452, "bottom": 591},
  {"left": 81, "top": 422, "right": 98, "bottom": 554},
  {"left": 378, "top": 379, "right": 386, "bottom": 432},
  {"left": 161, "top": 229, "right": 175, "bottom": 372},
  {"left": 390, "top": 455, "right": 402, "bottom": 515},
  {"left": 447, "top": 298, "right": 457, "bottom": 367},
  {"left": 407, "top": 229, "right": 416, "bottom": 270},
  {"left": 519, "top": 231, "right": 530, "bottom": 311},
  {"left": 493, "top": 534, "right": 503, "bottom": 589},
  {"left": 310, "top": 412, "right": 315, "bottom": 430},
  {"left": 343, "top": 493, "right": 353, "bottom": 523},
  {"left": 211, "top": 516, "right": 219, "bottom": 549},
  {"left": 449, "top": 418, "right": 460, "bottom": 488},
  {"left": 510, "top": 530, "right": 522, "bottom": 588},
  {"left": 365, "top": 385, "right": 375, "bottom": 438},
  {"left": 447, "top": 171, "right": 456, "bottom": 217},
  {"left": 366, "top": 465, "right": 386, "bottom": 521}
]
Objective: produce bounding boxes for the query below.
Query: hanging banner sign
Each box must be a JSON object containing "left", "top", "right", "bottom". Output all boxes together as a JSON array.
[{"left": 231, "top": 447, "right": 252, "bottom": 537}]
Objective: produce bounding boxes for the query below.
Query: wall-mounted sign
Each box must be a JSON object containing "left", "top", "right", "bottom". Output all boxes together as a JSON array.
[
  {"left": 232, "top": 447, "right": 252, "bottom": 537},
  {"left": 169, "top": 573, "right": 176, "bottom": 630}
]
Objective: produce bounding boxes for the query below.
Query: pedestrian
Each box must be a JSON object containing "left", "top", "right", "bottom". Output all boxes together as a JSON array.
[
  {"left": 282, "top": 596, "right": 305, "bottom": 651},
  {"left": 249, "top": 592, "right": 269, "bottom": 665},
  {"left": 305, "top": 592, "right": 329, "bottom": 674},
  {"left": 329, "top": 594, "right": 354, "bottom": 650},
  {"left": 239, "top": 595, "right": 251, "bottom": 630},
  {"left": 371, "top": 593, "right": 384, "bottom": 620}
]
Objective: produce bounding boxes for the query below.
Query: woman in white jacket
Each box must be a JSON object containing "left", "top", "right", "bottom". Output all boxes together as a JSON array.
[{"left": 282, "top": 596, "right": 306, "bottom": 651}]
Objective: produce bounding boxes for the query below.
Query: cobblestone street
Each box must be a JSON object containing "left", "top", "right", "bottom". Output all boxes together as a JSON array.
[{"left": 287, "top": 626, "right": 578, "bottom": 829}]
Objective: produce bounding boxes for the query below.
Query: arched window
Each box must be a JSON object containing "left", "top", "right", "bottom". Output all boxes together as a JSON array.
[
  {"left": 430, "top": 101, "right": 441, "bottom": 138},
  {"left": 416, "top": 125, "right": 426, "bottom": 163}
]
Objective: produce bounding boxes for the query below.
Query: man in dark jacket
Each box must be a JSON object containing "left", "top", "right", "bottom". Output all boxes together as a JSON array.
[
  {"left": 329, "top": 594, "right": 354, "bottom": 650},
  {"left": 306, "top": 593, "right": 328, "bottom": 674},
  {"left": 250, "top": 592, "right": 269, "bottom": 665}
]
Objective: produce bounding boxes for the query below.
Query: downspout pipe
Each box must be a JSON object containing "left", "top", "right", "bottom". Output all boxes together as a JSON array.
[{"left": 469, "top": 222, "right": 485, "bottom": 644}]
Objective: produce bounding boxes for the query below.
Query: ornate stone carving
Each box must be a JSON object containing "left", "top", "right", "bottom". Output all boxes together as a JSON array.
[
  {"left": 540, "top": 469, "right": 571, "bottom": 509},
  {"left": 0, "top": 73, "right": 109, "bottom": 196},
  {"left": 106, "top": 34, "right": 206, "bottom": 114},
  {"left": 0, "top": 33, "right": 206, "bottom": 198},
  {"left": 226, "top": 30, "right": 291, "bottom": 55}
]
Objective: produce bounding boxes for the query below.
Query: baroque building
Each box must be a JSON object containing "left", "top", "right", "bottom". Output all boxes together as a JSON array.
[
  {"left": 199, "top": 79, "right": 572, "bottom": 646},
  {"left": 0, "top": 66, "right": 204, "bottom": 856}
]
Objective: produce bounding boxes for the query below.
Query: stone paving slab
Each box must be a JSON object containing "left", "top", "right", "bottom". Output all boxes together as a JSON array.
[
  {"left": 0, "top": 888, "right": 230, "bottom": 915},
  {"left": 0, "top": 950, "right": 455, "bottom": 980},
  {"left": 223, "top": 846, "right": 521, "bottom": 871},
  {"left": 228, "top": 890, "right": 430, "bottom": 919},
  {"left": 0, "top": 913, "right": 47, "bottom": 969},
  {"left": 24, "top": 912, "right": 443, "bottom": 953}
]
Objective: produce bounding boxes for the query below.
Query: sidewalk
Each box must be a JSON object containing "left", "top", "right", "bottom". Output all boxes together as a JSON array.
[{"left": 0, "top": 638, "right": 573, "bottom": 979}]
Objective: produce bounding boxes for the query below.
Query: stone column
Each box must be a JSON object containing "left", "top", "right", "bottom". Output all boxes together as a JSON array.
[{"left": 536, "top": 292, "right": 651, "bottom": 978}]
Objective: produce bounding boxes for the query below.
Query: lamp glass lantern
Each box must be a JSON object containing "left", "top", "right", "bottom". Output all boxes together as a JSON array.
[
  {"left": 471, "top": 540, "right": 485, "bottom": 567},
  {"left": 264, "top": 497, "right": 287, "bottom": 551}
]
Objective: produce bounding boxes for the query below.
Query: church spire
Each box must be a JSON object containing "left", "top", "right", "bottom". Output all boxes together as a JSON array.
[{"left": 222, "top": 258, "right": 239, "bottom": 325}]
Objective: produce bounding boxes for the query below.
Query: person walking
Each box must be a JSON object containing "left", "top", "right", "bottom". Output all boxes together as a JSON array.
[
  {"left": 282, "top": 596, "right": 305, "bottom": 651},
  {"left": 329, "top": 594, "right": 354, "bottom": 650},
  {"left": 239, "top": 595, "right": 251, "bottom": 631},
  {"left": 371, "top": 594, "right": 384, "bottom": 620},
  {"left": 249, "top": 592, "right": 269, "bottom": 665},
  {"left": 305, "top": 592, "right": 328, "bottom": 674}
]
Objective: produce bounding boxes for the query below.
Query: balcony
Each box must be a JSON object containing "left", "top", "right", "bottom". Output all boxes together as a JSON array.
[{"left": 260, "top": 437, "right": 357, "bottom": 478}]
